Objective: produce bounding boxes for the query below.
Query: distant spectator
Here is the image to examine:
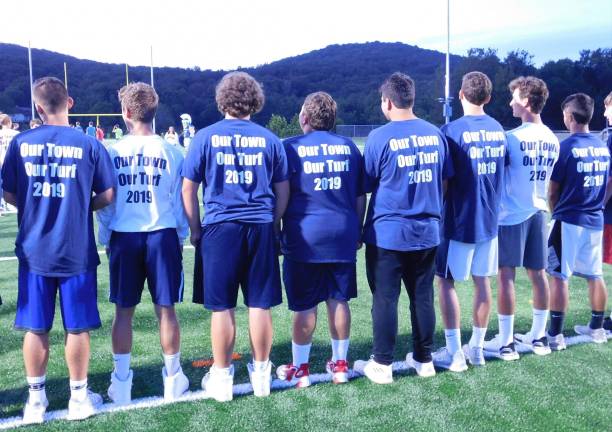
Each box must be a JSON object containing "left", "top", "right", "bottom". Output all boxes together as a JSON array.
[
  {"left": 86, "top": 121, "right": 96, "bottom": 137},
  {"left": 74, "top": 121, "right": 84, "bottom": 132},
  {"left": 0, "top": 114, "right": 19, "bottom": 215},
  {"left": 164, "top": 126, "right": 180, "bottom": 145},
  {"left": 96, "top": 125, "right": 104, "bottom": 141},
  {"left": 12, "top": 122, "right": 19, "bottom": 131},
  {"left": 29, "top": 119, "right": 42, "bottom": 129},
  {"left": 112, "top": 124, "right": 124, "bottom": 140}
]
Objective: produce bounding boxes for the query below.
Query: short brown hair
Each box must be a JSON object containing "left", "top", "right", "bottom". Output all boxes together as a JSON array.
[
  {"left": 379, "top": 72, "right": 415, "bottom": 109},
  {"left": 461, "top": 71, "right": 492, "bottom": 105},
  {"left": 0, "top": 114, "right": 11, "bottom": 127},
  {"left": 302, "top": 92, "right": 337, "bottom": 131},
  {"left": 561, "top": 93, "right": 594, "bottom": 125},
  {"left": 604, "top": 91, "right": 612, "bottom": 107},
  {"left": 29, "top": 118, "right": 42, "bottom": 128},
  {"left": 508, "top": 76, "right": 549, "bottom": 114},
  {"left": 215, "top": 72, "right": 264, "bottom": 118},
  {"left": 32, "top": 77, "right": 69, "bottom": 114},
  {"left": 118, "top": 82, "right": 158, "bottom": 123}
]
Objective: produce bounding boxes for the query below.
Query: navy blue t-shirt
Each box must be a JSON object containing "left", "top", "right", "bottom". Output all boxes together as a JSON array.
[
  {"left": 551, "top": 133, "right": 610, "bottom": 230},
  {"left": 182, "top": 119, "right": 289, "bottom": 225},
  {"left": 603, "top": 133, "right": 612, "bottom": 225},
  {"left": 281, "top": 131, "right": 365, "bottom": 262},
  {"left": 362, "top": 119, "right": 453, "bottom": 251},
  {"left": 1, "top": 125, "right": 115, "bottom": 276},
  {"left": 442, "top": 115, "right": 506, "bottom": 243}
]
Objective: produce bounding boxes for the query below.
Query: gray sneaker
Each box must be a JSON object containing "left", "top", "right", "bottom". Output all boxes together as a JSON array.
[
  {"left": 547, "top": 332, "right": 567, "bottom": 351},
  {"left": 462, "top": 344, "right": 485, "bottom": 366},
  {"left": 574, "top": 325, "right": 608, "bottom": 344}
]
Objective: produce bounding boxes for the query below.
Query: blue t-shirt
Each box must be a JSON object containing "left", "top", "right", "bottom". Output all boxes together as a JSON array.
[
  {"left": 182, "top": 119, "right": 289, "bottom": 225},
  {"left": 603, "top": 133, "right": 612, "bottom": 225},
  {"left": 551, "top": 133, "right": 610, "bottom": 230},
  {"left": 362, "top": 119, "right": 453, "bottom": 252},
  {"left": 441, "top": 115, "right": 506, "bottom": 243},
  {"left": 0, "top": 125, "right": 115, "bottom": 276},
  {"left": 86, "top": 126, "right": 96, "bottom": 137},
  {"left": 281, "top": 131, "right": 365, "bottom": 262}
]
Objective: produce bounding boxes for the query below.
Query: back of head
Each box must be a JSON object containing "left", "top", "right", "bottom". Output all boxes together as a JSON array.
[
  {"left": 379, "top": 72, "right": 415, "bottom": 109},
  {"left": 461, "top": 71, "right": 492, "bottom": 106},
  {"left": 604, "top": 91, "right": 612, "bottom": 107},
  {"left": 215, "top": 72, "right": 264, "bottom": 118},
  {"left": 32, "top": 77, "right": 69, "bottom": 115},
  {"left": 508, "top": 76, "right": 549, "bottom": 114},
  {"left": 118, "top": 82, "right": 159, "bottom": 123},
  {"left": 561, "top": 93, "right": 594, "bottom": 125},
  {"left": 0, "top": 113, "right": 12, "bottom": 128},
  {"left": 302, "top": 92, "right": 337, "bottom": 131}
]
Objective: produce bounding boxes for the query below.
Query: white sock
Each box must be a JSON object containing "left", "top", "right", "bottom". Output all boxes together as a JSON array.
[
  {"left": 113, "top": 353, "right": 131, "bottom": 381},
  {"left": 469, "top": 326, "right": 487, "bottom": 348},
  {"left": 212, "top": 365, "right": 233, "bottom": 376},
  {"left": 252, "top": 359, "right": 270, "bottom": 372},
  {"left": 70, "top": 378, "right": 88, "bottom": 401},
  {"left": 444, "top": 329, "right": 462, "bottom": 355},
  {"left": 292, "top": 342, "right": 311, "bottom": 366},
  {"left": 26, "top": 375, "right": 46, "bottom": 404},
  {"left": 531, "top": 308, "right": 549, "bottom": 339},
  {"left": 498, "top": 314, "right": 514, "bottom": 347},
  {"left": 331, "top": 338, "right": 349, "bottom": 362},
  {"left": 163, "top": 352, "right": 181, "bottom": 376}
]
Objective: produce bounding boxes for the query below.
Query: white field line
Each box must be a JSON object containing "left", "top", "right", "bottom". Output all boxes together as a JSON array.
[
  {"left": 0, "top": 246, "right": 195, "bottom": 262},
  {"left": 0, "top": 333, "right": 610, "bottom": 430}
]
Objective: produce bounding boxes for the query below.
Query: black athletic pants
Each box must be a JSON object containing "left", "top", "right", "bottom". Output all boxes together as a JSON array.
[{"left": 366, "top": 244, "right": 436, "bottom": 365}]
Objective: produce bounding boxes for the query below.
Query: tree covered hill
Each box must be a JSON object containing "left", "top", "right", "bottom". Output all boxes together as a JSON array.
[{"left": 0, "top": 42, "right": 610, "bottom": 132}]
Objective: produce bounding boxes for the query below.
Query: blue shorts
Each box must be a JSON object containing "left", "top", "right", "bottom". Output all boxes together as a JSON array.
[
  {"left": 283, "top": 258, "right": 357, "bottom": 312},
  {"left": 15, "top": 266, "right": 100, "bottom": 333},
  {"left": 193, "top": 222, "right": 282, "bottom": 310},
  {"left": 109, "top": 229, "right": 184, "bottom": 308}
]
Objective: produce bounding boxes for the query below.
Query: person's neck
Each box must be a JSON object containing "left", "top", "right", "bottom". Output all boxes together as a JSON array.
[
  {"left": 129, "top": 122, "right": 155, "bottom": 136},
  {"left": 388, "top": 108, "right": 417, "bottom": 121},
  {"left": 462, "top": 104, "right": 485, "bottom": 116},
  {"left": 570, "top": 124, "right": 589, "bottom": 134},
  {"left": 521, "top": 111, "right": 542, "bottom": 124},
  {"left": 43, "top": 114, "right": 69, "bottom": 126},
  {"left": 225, "top": 114, "right": 250, "bottom": 120},
  {"left": 1, "top": 126, "right": 12, "bottom": 130}
]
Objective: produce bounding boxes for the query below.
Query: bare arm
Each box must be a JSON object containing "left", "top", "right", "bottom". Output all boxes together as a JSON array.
[
  {"left": 3, "top": 191, "right": 16, "bottom": 207},
  {"left": 356, "top": 194, "right": 367, "bottom": 249},
  {"left": 273, "top": 180, "right": 290, "bottom": 234},
  {"left": 91, "top": 188, "right": 114, "bottom": 211},
  {"left": 548, "top": 180, "right": 561, "bottom": 213},
  {"left": 182, "top": 178, "right": 201, "bottom": 246},
  {"left": 605, "top": 176, "right": 612, "bottom": 206}
]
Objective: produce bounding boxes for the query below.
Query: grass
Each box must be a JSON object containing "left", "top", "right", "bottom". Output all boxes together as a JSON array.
[{"left": 0, "top": 211, "right": 611, "bottom": 431}]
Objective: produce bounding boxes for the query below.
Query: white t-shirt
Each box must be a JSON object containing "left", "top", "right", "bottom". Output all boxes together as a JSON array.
[
  {"left": 164, "top": 132, "right": 180, "bottom": 146},
  {"left": 97, "top": 134, "right": 188, "bottom": 245},
  {"left": 0, "top": 128, "right": 19, "bottom": 166},
  {"left": 498, "top": 122, "right": 560, "bottom": 226}
]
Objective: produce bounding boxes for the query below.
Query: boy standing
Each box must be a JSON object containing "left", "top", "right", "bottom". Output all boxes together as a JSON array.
[
  {"left": 1, "top": 77, "right": 115, "bottom": 423},
  {"left": 601, "top": 91, "right": 612, "bottom": 335},
  {"left": 355, "top": 72, "right": 452, "bottom": 384},
  {"left": 276, "top": 92, "right": 366, "bottom": 387},
  {"left": 434, "top": 71, "right": 506, "bottom": 371},
  {"left": 182, "top": 72, "right": 289, "bottom": 401},
  {"left": 484, "top": 76, "right": 559, "bottom": 358},
  {"left": 97, "top": 82, "right": 190, "bottom": 405},
  {"left": 547, "top": 93, "right": 610, "bottom": 347}
]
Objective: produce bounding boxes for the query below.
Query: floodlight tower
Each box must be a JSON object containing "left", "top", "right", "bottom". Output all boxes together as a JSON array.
[{"left": 437, "top": 0, "right": 453, "bottom": 124}]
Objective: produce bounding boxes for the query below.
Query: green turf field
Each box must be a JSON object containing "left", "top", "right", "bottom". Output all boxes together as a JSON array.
[{"left": 0, "top": 212, "right": 611, "bottom": 431}]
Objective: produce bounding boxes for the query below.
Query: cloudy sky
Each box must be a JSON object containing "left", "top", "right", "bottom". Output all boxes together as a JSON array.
[{"left": 1, "top": 0, "right": 610, "bottom": 70}]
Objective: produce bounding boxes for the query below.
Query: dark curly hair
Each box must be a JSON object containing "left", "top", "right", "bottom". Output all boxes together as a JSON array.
[
  {"left": 215, "top": 72, "right": 265, "bottom": 118},
  {"left": 461, "top": 71, "right": 492, "bottom": 105},
  {"left": 508, "top": 76, "right": 549, "bottom": 114},
  {"left": 379, "top": 72, "right": 415, "bottom": 109},
  {"left": 302, "top": 92, "right": 337, "bottom": 131}
]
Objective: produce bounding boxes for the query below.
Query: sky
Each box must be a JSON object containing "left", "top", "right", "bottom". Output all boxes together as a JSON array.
[{"left": 0, "top": 0, "right": 610, "bottom": 70}]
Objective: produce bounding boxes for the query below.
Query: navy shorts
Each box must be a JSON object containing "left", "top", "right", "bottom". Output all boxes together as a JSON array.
[
  {"left": 15, "top": 265, "right": 100, "bottom": 333},
  {"left": 283, "top": 258, "right": 357, "bottom": 312},
  {"left": 193, "top": 222, "right": 282, "bottom": 311},
  {"left": 498, "top": 211, "right": 547, "bottom": 269},
  {"left": 109, "top": 229, "right": 184, "bottom": 308}
]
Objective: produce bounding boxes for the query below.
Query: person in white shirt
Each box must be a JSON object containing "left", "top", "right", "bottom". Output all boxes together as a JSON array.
[
  {"left": 0, "top": 113, "right": 19, "bottom": 214},
  {"left": 484, "top": 76, "right": 560, "bottom": 359},
  {"left": 164, "top": 126, "right": 180, "bottom": 146},
  {"left": 97, "top": 82, "right": 189, "bottom": 405}
]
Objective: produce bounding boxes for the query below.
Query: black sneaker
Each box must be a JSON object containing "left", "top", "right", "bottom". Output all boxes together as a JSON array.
[{"left": 499, "top": 342, "right": 520, "bottom": 361}]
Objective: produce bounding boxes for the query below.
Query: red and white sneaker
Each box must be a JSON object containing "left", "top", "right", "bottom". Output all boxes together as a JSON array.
[
  {"left": 275, "top": 363, "right": 311, "bottom": 388},
  {"left": 326, "top": 359, "right": 349, "bottom": 384}
]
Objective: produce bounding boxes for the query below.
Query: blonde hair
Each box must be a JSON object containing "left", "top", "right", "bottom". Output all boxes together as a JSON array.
[{"left": 118, "top": 82, "right": 159, "bottom": 123}]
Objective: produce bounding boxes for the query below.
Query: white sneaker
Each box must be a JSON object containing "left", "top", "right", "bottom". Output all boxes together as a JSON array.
[
  {"left": 67, "top": 390, "right": 103, "bottom": 421},
  {"left": 108, "top": 370, "right": 133, "bottom": 405},
  {"left": 202, "top": 365, "right": 234, "bottom": 402},
  {"left": 483, "top": 335, "right": 519, "bottom": 361},
  {"left": 574, "top": 325, "right": 608, "bottom": 344},
  {"left": 514, "top": 332, "right": 551, "bottom": 356},
  {"left": 22, "top": 396, "right": 48, "bottom": 425},
  {"left": 546, "top": 332, "right": 567, "bottom": 351},
  {"left": 462, "top": 344, "right": 485, "bottom": 366},
  {"left": 247, "top": 361, "right": 272, "bottom": 397},
  {"left": 432, "top": 347, "right": 468, "bottom": 372},
  {"left": 163, "top": 367, "right": 190, "bottom": 401},
  {"left": 354, "top": 357, "right": 393, "bottom": 384},
  {"left": 405, "top": 353, "right": 435, "bottom": 378}
]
